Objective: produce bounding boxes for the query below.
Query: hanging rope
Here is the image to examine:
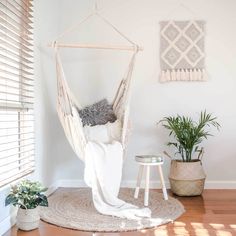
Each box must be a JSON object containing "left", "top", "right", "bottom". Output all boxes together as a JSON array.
[{"left": 53, "top": 1, "right": 139, "bottom": 50}]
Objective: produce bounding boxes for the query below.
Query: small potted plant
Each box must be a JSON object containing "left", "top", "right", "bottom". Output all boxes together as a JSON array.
[
  {"left": 5, "top": 179, "right": 48, "bottom": 231},
  {"left": 159, "top": 111, "right": 220, "bottom": 196}
]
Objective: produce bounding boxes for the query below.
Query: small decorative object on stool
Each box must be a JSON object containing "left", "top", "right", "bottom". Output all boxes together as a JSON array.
[{"left": 134, "top": 155, "right": 168, "bottom": 206}]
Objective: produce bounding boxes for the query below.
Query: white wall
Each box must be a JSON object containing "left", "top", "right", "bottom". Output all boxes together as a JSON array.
[
  {"left": 33, "top": 0, "right": 61, "bottom": 186},
  {"left": 34, "top": 0, "right": 236, "bottom": 189}
]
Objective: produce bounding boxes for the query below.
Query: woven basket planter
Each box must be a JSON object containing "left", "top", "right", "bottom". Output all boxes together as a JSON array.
[
  {"left": 169, "top": 160, "right": 206, "bottom": 196},
  {"left": 16, "top": 207, "right": 40, "bottom": 231}
]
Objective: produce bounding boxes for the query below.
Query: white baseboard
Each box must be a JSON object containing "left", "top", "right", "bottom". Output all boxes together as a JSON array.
[
  {"left": 54, "top": 179, "right": 170, "bottom": 189},
  {"left": 204, "top": 181, "right": 236, "bottom": 189},
  {"left": 0, "top": 209, "right": 17, "bottom": 236},
  {"left": 122, "top": 180, "right": 236, "bottom": 189},
  {"left": 48, "top": 179, "right": 236, "bottom": 190},
  {"left": 121, "top": 180, "right": 171, "bottom": 189},
  {"left": 58, "top": 179, "right": 87, "bottom": 188}
]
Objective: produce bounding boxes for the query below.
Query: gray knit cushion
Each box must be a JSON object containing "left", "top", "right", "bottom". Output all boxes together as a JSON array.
[{"left": 78, "top": 99, "right": 117, "bottom": 127}]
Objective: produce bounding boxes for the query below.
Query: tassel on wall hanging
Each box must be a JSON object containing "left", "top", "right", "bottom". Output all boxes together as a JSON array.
[{"left": 159, "top": 20, "right": 207, "bottom": 82}]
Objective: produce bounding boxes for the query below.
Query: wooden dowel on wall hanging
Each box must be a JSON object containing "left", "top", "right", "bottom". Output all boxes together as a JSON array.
[{"left": 47, "top": 42, "right": 143, "bottom": 51}]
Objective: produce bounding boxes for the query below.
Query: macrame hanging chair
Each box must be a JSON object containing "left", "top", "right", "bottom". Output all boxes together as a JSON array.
[
  {"left": 55, "top": 45, "right": 137, "bottom": 161},
  {"left": 50, "top": 9, "right": 151, "bottom": 219}
]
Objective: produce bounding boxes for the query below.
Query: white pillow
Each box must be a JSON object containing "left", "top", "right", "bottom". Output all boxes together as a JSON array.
[
  {"left": 84, "top": 124, "right": 110, "bottom": 143},
  {"left": 107, "top": 120, "right": 122, "bottom": 142},
  {"left": 84, "top": 120, "right": 122, "bottom": 143}
]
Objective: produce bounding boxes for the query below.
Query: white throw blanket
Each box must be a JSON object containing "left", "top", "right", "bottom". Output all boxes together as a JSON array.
[{"left": 84, "top": 141, "right": 151, "bottom": 219}]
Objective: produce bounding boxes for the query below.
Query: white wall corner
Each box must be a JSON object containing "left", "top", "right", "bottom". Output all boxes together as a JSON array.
[{"left": 45, "top": 180, "right": 61, "bottom": 197}]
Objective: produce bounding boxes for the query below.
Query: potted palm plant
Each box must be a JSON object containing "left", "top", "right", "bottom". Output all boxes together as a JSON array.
[
  {"left": 159, "top": 111, "right": 220, "bottom": 196},
  {"left": 5, "top": 179, "right": 48, "bottom": 231}
]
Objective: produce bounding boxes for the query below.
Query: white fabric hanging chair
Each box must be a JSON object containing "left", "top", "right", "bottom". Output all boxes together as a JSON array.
[{"left": 51, "top": 11, "right": 151, "bottom": 219}]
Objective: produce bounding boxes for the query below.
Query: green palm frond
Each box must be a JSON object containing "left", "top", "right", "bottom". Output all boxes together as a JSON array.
[{"left": 159, "top": 111, "right": 220, "bottom": 162}]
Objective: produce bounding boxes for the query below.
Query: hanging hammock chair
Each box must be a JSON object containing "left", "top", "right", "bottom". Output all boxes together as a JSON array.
[{"left": 51, "top": 10, "right": 151, "bottom": 219}]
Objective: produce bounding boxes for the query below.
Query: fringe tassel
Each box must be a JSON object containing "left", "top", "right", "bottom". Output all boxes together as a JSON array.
[{"left": 160, "top": 69, "right": 208, "bottom": 83}]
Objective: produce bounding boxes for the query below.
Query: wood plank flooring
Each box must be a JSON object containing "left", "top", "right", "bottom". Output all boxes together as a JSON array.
[{"left": 4, "top": 189, "right": 236, "bottom": 236}]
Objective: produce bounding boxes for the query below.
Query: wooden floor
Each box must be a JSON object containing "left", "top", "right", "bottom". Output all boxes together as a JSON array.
[{"left": 4, "top": 189, "right": 236, "bottom": 236}]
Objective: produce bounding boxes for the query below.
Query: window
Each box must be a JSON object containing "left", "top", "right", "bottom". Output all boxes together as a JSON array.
[{"left": 0, "top": 0, "right": 34, "bottom": 188}]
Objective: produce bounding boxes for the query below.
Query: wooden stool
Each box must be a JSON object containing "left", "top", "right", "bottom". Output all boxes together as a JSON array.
[{"left": 134, "top": 155, "right": 168, "bottom": 206}]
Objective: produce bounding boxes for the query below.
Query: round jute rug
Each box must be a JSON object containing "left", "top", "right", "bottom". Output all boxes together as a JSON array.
[{"left": 39, "top": 188, "right": 184, "bottom": 232}]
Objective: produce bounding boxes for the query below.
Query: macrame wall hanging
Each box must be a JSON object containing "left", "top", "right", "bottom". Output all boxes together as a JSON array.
[{"left": 159, "top": 20, "right": 207, "bottom": 82}]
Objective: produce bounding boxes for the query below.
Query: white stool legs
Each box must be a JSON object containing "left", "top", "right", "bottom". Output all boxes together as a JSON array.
[
  {"left": 144, "top": 166, "right": 150, "bottom": 206},
  {"left": 134, "top": 165, "right": 144, "bottom": 199},
  {"left": 134, "top": 162, "right": 168, "bottom": 206},
  {"left": 158, "top": 165, "right": 168, "bottom": 200}
]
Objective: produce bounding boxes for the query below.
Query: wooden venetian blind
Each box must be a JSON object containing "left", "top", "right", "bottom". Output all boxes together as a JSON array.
[{"left": 0, "top": 0, "right": 34, "bottom": 188}]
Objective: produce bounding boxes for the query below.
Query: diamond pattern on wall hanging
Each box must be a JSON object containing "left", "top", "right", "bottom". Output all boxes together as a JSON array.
[{"left": 160, "top": 20, "right": 207, "bottom": 82}]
